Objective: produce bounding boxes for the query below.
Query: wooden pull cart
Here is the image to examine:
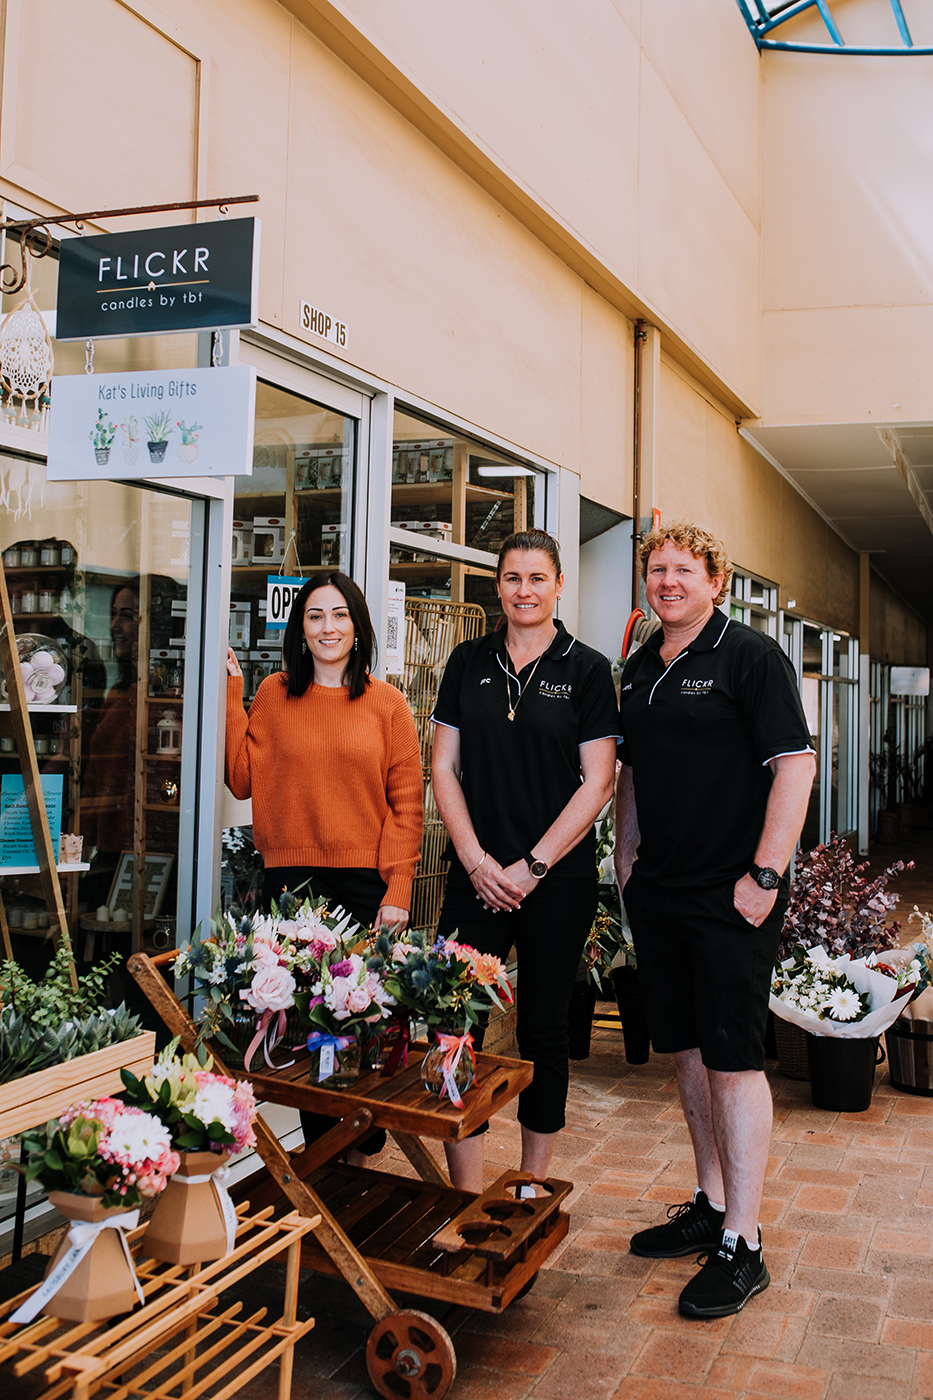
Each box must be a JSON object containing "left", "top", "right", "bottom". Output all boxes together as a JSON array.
[{"left": 128, "top": 951, "right": 572, "bottom": 1400}]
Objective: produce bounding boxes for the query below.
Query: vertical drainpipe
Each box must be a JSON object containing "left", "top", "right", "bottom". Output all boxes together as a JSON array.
[
  {"left": 632, "top": 321, "right": 660, "bottom": 612},
  {"left": 632, "top": 320, "right": 646, "bottom": 609},
  {"left": 857, "top": 553, "right": 871, "bottom": 854}
]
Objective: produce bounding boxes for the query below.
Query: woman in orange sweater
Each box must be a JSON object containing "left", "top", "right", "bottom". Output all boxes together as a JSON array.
[{"left": 225, "top": 571, "right": 423, "bottom": 930}]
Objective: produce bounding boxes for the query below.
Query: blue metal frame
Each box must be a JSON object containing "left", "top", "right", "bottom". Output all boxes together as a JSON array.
[{"left": 735, "top": 0, "right": 933, "bottom": 53}]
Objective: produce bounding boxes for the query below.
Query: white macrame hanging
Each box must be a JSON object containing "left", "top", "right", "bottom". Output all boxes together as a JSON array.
[{"left": 0, "top": 244, "right": 54, "bottom": 432}]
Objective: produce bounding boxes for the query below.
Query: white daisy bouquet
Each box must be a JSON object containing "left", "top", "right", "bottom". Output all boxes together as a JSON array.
[{"left": 771, "top": 942, "right": 926, "bottom": 1039}]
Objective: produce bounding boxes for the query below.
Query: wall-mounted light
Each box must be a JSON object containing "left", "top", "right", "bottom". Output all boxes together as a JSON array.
[{"left": 786, "top": 599, "right": 796, "bottom": 609}]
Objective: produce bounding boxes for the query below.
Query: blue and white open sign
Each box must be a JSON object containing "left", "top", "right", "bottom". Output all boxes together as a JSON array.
[{"left": 265, "top": 576, "right": 305, "bottom": 630}]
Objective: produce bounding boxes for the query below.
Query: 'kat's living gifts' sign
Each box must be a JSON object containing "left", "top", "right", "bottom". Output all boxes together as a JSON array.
[
  {"left": 46, "top": 365, "right": 257, "bottom": 481},
  {"left": 56, "top": 218, "right": 260, "bottom": 340}
]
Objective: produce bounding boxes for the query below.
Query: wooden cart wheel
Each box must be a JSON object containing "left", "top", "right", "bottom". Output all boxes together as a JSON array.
[{"left": 366, "top": 1309, "right": 457, "bottom": 1400}]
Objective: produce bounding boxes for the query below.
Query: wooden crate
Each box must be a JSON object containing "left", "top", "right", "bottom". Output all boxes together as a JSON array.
[{"left": 0, "top": 1033, "right": 157, "bottom": 1137}]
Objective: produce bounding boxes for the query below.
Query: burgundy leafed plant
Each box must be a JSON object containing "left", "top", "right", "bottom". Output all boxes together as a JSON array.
[{"left": 779, "top": 833, "right": 914, "bottom": 962}]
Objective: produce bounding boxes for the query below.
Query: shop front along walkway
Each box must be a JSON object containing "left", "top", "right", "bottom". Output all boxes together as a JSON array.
[{"left": 227, "top": 827, "right": 933, "bottom": 1399}]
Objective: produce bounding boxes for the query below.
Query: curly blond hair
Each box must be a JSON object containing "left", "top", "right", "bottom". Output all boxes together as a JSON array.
[{"left": 638, "top": 520, "right": 733, "bottom": 607}]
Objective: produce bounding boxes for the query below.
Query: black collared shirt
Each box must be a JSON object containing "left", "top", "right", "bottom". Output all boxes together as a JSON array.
[
  {"left": 618, "top": 611, "right": 814, "bottom": 887},
  {"left": 433, "top": 619, "right": 620, "bottom": 877}
]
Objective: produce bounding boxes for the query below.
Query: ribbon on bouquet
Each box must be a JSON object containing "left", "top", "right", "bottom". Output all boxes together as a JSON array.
[
  {"left": 380, "top": 1020, "right": 411, "bottom": 1079},
  {"left": 435, "top": 1030, "right": 474, "bottom": 1109},
  {"left": 169, "top": 1164, "right": 238, "bottom": 1256},
  {"left": 12, "top": 1209, "right": 144, "bottom": 1325},
  {"left": 243, "top": 1007, "right": 295, "bottom": 1074},
  {"left": 306, "top": 1030, "right": 355, "bottom": 1083}
]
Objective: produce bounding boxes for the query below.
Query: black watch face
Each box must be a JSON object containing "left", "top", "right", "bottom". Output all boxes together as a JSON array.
[
  {"left": 754, "top": 866, "right": 780, "bottom": 890},
  {"left": 530, "top": 861, "right": 548, "bottom": 878}
]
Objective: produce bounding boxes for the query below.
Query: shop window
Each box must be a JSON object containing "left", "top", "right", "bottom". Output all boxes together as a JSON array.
[
  {"left": 0, "top": 476, "right": 193, "bottom": 1013},
  {"left": 229, "top": 380, "right": 357, "bottom": 700},
  {"left": 729, "top": 570, "right": 778, "bottom": 639},
  {"left": 390, "top": 406, "right": 546, "bottom": 628}
]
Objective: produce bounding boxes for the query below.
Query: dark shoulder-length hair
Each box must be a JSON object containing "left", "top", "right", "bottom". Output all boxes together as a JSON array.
[{"left": 281, "top": 571, "right": 375, "bottom": 699}]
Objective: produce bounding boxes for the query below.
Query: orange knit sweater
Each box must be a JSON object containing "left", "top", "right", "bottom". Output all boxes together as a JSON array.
[{"left": 225, "top": 673, "right": 423, "bottom": 910}]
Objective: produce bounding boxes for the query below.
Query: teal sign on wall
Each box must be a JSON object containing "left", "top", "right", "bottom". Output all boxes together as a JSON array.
[{"left": 56, "top": 217, "right": 260, "bottom": 341}]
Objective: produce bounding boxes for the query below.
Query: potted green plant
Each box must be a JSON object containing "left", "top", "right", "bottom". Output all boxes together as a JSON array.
[
  {"left": 144, "top": 410, "right": 174, "bottom": 465},
  {"left": 88, "top": 409, "right": 116, "bottom": 466}
]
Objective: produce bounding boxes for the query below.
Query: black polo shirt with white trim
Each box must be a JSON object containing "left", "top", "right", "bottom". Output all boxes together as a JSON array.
[
  {"left": 433, "top": 619, "right": 620, "bottom": 878},
  {"left": 618, "top": 611, "right": 814, "bottom": 888}
]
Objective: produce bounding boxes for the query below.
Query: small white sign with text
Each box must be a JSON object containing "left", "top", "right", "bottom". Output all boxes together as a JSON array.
[
  {"left": 47, "top": 365, "right": 256, "bottom": 480},
  {"left": 299, "top": 300, "right": 348, "bottom": 348}
]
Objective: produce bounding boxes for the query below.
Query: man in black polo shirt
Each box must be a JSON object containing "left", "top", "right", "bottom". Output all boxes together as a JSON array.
[{"left": 615, "top": 521, "right": 815, "bottom": 1320}]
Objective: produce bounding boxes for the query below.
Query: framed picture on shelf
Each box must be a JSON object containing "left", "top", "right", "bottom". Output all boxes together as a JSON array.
[{"left": 107, "top": 852, "right": 173, "bottom": 919}]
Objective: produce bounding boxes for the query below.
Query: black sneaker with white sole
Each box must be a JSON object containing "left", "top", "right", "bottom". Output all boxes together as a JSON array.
[
  {"left": 629, "top": 1189, "right": 725, "bottom": 1259},
  {"left": 678, "top": 1229, "right": 770, "bottom": 1319}
]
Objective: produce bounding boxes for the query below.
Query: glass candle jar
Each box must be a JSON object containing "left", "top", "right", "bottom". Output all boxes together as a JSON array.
[
  {"left": 20, "top": 544, "right": 39, "bottom": 567},
  {"left": 3, "top": 546, "right": 21, "bottom": 568}
]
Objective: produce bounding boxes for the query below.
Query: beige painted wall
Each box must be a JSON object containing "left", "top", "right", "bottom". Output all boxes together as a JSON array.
[
  {"left": 870, "top": 571, "right": 929, "bottom": 668},
  {"left": 296, "top": 0, "right": 764, "bottom": 410},
  {"left": 761, "top": 50, "right": 933, "bottom": 425},
  {"left": 657, "top": 359, "right": 860, "bottom": 635}
]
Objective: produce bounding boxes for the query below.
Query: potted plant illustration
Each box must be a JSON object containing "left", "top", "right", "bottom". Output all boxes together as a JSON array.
[
  {"left": 144, "top": 410, "right": 174, "bottom": 465},
  {"left": 120, "top": 414, "right": 140, "bottom": 466},
  {"left": 176, "top": 420, "right": 203, "bottom": 464},
  {"left": 89, "top": 409, "right": 116, "bottom": 466}
]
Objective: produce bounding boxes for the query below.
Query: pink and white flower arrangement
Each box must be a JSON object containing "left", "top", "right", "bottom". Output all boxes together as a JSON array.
[
  {"left": 20, "top": 1097, "right": 179, "bottom": 1207},
  {"left": 121, "top": 1042, "right": 258, "bottom": 1155}
]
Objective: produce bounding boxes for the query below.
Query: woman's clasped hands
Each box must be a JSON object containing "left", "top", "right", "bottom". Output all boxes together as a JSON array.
[{"left": 468, "top": 852, "right": 537, "bottom": 912}]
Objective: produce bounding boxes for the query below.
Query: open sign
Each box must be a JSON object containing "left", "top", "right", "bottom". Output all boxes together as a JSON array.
[{"left": 265, "top": 575, "right": 305, "bottom": 630}]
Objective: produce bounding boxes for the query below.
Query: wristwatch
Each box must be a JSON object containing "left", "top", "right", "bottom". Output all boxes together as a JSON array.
[
  {"left": 749, "top": 862, "right": 781, "bottom": 891},
  {"left": 525, "top": 853, "right": 549, "bottom": 879}
]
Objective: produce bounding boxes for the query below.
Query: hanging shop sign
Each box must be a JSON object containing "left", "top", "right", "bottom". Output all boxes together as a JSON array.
[
  {"left": 46, "top": 365, "right": 257, "bottom": 481},
  {"left": 55, "top": 218, "right": 261, "bottom": 340},
  {"left": 265, "top": 576, "right": 305, "bottom": 630}
]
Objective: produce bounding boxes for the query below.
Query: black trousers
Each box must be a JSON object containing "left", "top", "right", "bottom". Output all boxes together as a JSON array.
[
  {"left": 261, "top": 866, "right": 388, "bottom": 1157},
  {"left": 437, "top": 861, "right": 598, "bottom": 1135}
]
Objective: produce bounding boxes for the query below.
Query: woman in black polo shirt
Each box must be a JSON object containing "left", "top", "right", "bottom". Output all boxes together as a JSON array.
[{"left": 432, "top": 529, "right": 619, "bottom": 1192}]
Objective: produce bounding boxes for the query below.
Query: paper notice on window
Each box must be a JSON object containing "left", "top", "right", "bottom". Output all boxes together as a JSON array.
[{"left": 385, "top": 580, "right": 406, "bottom": 676}]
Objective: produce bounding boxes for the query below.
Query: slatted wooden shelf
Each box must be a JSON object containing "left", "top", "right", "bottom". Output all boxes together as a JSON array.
[
  {"left": 226, "top": 1042, "right": 532, "bottom": 1142},
  {"left": 297, "top": 1163, "right": 570, "bottom": 1312},
  {"left": 0, "top": 1205, "right": 316, "bottom": 1400}
]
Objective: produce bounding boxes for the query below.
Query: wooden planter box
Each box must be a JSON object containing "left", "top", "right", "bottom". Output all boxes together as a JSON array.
[{"left": 0, "top": 1032, "right": 156, "bottom": 1137}]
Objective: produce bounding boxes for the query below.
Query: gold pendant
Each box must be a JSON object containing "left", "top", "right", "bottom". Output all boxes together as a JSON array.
[{"left": 507, "top": 711, "right": 515, "bottom": 721}]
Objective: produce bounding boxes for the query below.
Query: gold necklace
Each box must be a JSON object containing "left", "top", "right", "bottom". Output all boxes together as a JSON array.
[{"left": 505, "top": 650, "right": 547, "bottom": 721}]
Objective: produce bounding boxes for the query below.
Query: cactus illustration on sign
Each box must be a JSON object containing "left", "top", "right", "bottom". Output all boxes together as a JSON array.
[
  {"left": 176, "top": 419, "right": 203, "bottom": 464},
  {"left": 89, "top": 409, "right": 116, "bottom": 466}
]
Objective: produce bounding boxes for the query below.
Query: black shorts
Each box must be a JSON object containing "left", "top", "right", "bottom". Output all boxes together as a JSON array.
[{"left": 623, "top": 870, "right": 786, "bottom": 1073}]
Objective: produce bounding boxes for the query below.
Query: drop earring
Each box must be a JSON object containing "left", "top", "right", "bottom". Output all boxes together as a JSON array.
[
  {"left": 353, "top": 636, "right": 359, "bottom": 651},
  {"left": 301, "top": 639, "right": 307, "bottom": 653}
]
